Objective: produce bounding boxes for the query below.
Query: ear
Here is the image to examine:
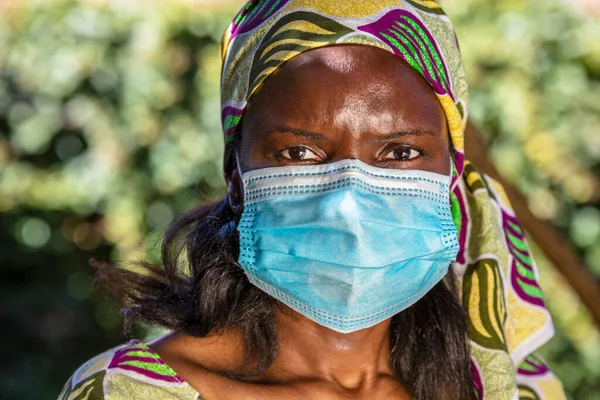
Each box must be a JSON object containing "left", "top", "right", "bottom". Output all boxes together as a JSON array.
[{"left": 226, "top": 164, "right": 244, "bottom": 216}]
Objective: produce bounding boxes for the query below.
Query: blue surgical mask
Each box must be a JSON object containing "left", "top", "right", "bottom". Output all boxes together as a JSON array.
[{"left": 237, "top": 159, "right": 459, "bottom": 333}]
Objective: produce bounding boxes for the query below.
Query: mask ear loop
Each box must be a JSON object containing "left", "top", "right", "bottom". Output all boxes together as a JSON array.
[
  {"left": 225, "top": 151, "right": 244, "bottom": 216},
  {"left": 448, "top": 156, "right": 455, "bottom": 191},
  {"left": 235, "top": 152, "right": 246, "bottom": 192},
  {"left": 447, "top": 155, "right": 463, "bottom": 278}
]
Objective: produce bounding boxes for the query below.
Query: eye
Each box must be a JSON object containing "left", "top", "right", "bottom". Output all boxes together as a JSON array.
[
  {"left": 280, "top": 146, "right": 320, "bottom": 161},
  {"left": 383, "top": 146, "right": 422, "bottom": 161}
]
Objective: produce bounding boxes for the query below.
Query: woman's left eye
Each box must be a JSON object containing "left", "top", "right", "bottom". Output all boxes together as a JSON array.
[{"left": 383, "top": 146, "right": 422, "bottom": 161}]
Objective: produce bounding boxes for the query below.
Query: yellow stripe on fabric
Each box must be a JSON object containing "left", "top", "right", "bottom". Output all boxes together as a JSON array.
[
  {"left": 261, "top": 38, "right": 328, "bottom": 59},
  {"left": 288, "top": 0, "right": 401, "bottom": 18},
  {"left": 269, "top": 20, "right": 335, "bottom": 40},
  {"left": 469, "top": 271, "right": 493, "bottom": 339},
  {"left": 504, "top": 290, "right": 549, "bottom": 356},
  {"left": 466, "top": 168, "right": 483, "bottom": 188},
  {"left": 220, "top": 25, "right": 233, "bottom": 63},
  {"left": 250, "top": 66, "right": 278, "bottom": 97},
  {"left": 68, "top": 379, "right": 94, "bottom": 400},
  {"left": 486, "top": 261, "right": 505, "bottom": 344},
  {"left": 263, "top": 49, "right": 303, "bottom": 66},
  {"left": 489, "top": 178, "right": 513, "bottom": 211},
  {"left": 438, "top": 94, "right": 464, "bottom": 151},
  {"left": 408, "top": 0, "right": 442, "bottom": 10},
  {"left": 534, "top": 375, "right": 568, "bottom": 400},
  {"left": 498, "top": 270, "right": 507, "bottom": 319}
]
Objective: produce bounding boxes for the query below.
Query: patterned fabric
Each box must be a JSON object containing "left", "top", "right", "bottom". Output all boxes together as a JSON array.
[
  {"left": 220, "top": 1, "right": 566, "bottom": 399},
  {"left": 59, "top": 340, "right": 201, "bottom": 400}
]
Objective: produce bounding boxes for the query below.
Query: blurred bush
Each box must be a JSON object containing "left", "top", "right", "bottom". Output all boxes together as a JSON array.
[
  {"left": 0, "top": 0, "right": 598, "bottom": 399},
  {"left": 443, "top": 1, "right": 600, "bottom": 398},
  {"left": 0, "top": 2, "right": 232, "bottom": 398}
]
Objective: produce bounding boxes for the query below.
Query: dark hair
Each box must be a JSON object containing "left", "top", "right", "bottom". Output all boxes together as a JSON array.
[{"left": 93, "top": 194, "right": 475, "bottom": 400}]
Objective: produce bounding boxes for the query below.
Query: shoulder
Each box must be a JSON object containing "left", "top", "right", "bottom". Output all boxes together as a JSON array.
[{"left": 59, "top": 340, "right": 199, "bottom": 400}]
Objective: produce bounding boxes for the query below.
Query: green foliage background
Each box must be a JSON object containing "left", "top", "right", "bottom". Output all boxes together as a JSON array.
[{"left": 0, "top": 0, "right": 598, "bottom": 399}]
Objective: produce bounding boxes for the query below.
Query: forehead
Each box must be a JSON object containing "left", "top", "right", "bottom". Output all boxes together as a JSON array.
[{"left": 242, "top": 45, "right": 447, "bottom": 136}]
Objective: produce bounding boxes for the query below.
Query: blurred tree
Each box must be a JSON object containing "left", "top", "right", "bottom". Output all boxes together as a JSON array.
[
  {"left": 444, "top": 0, "right": 600, "bottom": 397},
  {"left": 0, "top": 2, "right": 233, "bottom": 398},
  {"left": 0, "top": 0, "right": 598, "bottom": 399}
]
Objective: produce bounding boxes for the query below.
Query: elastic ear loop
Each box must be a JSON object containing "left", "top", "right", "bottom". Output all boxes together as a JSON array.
[
  {"left": 235, "top": 152, "right": 245, "bottom": 189},
  {"left": 449, "top": 157, "right": 455, "bottom": 190},
  {"left": 235, "top": 152, "right": 249, "bottom": 214}
]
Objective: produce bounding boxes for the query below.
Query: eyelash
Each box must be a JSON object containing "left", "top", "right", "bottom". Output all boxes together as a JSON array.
[
  {"left": 273, "top": 146, "right": 320, "bottom": 162},
  {"left": 273, "top": 144, "right": 427, "bottom": 162},
  {"left": 383, "top": 145, "right": 426, "bottom": 161}
]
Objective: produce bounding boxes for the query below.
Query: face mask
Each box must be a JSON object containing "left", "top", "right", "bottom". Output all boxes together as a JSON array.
[{"left": 237, "top": 159, "right": 459, "bottom": 333}]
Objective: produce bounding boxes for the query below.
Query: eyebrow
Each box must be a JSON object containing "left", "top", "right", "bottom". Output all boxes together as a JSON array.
[
  {"left": 262, "top": 126, "right": 435, "bottom": 141},
  {"left": 263, "top": 126, "right": 326, "bottom": 140},
  {"left": 376, "top": 128, "right": 436, "bottom": 141}
]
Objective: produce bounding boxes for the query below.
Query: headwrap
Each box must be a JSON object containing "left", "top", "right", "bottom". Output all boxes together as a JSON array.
[{"left": 220, "top": 1, "right": 566, "bottom": 399}]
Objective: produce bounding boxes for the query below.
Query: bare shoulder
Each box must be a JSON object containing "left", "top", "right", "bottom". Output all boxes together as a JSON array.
[
  {"left": 148, "top": 332, "right": 254, "bottom": 398},
  {"left": 149, "top": 332, "right": 249, "bottom": 374}
]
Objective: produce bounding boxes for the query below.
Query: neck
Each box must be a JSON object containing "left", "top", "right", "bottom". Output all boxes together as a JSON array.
[
  {"left": 263, "top": 306, "right": 394, "bottom": 390},
  {"left": 153, "top": 307, "right": 396, "bottom": 392}
]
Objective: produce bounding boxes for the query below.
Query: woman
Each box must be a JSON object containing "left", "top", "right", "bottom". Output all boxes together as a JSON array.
[{"left": 60, "top": 1, "right": 566, "bottom": 399}]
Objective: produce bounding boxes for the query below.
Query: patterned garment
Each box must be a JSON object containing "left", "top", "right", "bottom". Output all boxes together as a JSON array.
[
  {"left": 219, "top": 1, "right": 566, "bottom": 399},
  {"left": 59, "top": 340, "right": 202, "bottom": 400}
]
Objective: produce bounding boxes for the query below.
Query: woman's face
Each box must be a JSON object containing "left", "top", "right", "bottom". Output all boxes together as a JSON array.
[{"left": 228, "top": 45, "right": 450, "bottom": 203}]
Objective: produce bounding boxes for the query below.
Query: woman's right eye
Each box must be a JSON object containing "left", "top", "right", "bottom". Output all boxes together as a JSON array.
[{"left": 280, "top": 146, "right": 320, "bottom": 161}]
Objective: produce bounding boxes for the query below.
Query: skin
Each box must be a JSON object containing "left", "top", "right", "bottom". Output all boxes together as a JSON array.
[{"left": 152, "top": 45, "right": 450, "bottom": 400}]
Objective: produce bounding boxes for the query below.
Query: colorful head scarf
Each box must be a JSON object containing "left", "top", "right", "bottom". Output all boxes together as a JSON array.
[{"left": 220, "top": 1, "right": 566, "bottom": 399}]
